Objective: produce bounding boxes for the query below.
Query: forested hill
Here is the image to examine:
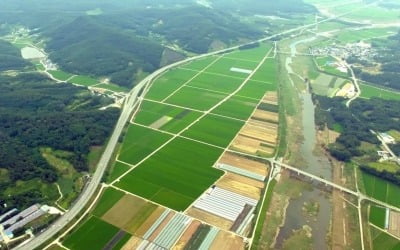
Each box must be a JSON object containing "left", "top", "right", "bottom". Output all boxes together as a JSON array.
[
  {"left": 0, "top": 73, "right": 119, "bottom": 211},
  {"left": 102, "top": 6, "right": 263, "bottom": 54},
  {"left": 46, "top": 16, "right": 165, "bottom": 88},
  {"left": 0, "top": 40, "right": 30, "bottom": 71},
  {"left": 210, "top": 0, "right": 316, "bottom": 16}
]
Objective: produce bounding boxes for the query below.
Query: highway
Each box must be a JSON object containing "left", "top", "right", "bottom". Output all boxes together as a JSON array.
[{"left": 15, "top": 5, "right": 380, "bottom": 249}]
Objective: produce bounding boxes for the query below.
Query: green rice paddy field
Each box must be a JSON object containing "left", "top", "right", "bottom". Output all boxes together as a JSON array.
[
  {"left": 369, "top": 205, "right": 386, "bottom": 228},
  {"left": 115, "top": 137, "right": 224, "bottom": 210},
  {"left": 63, "top": 216, "right": 125, "bottom": 250},
  {"left": 362, "top": 172, "right": 400, "bottom": 208},
  {"left": 113, "top": 43, "right": 276, "bottom": 211},
  {"left": 370, "top": 226, "right": 400, "bottom": 250}
]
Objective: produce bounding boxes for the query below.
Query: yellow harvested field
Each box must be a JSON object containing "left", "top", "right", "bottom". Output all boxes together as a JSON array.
[
  {"left": 101, "top": 194, "right": 146, "bottom": 229},
  {"left": 262, "top": 91, "right": 278, "bottom": 105},
  {"left": 210, "top": 231, "right": 245, "bottom": 250},
  {"left": 230, "top": 135, "right": 274, "bottom": 155},
  {"left": 219, "top": 152, "right": 268, "bottom": 176},
  {"left": 252, "top": 110, "right": 279, "bottom": 123},
  {"left": 216, "top": 173, "right": 263, "bottom": 200},
  {"left": 336, "top": 82, "right": 354, "bottom": 98},
  {"left": 240, "top": 123, "right": 278, "bottom": 143},
  {"left": 148, "top": 211, "right": 175, "bottom": 241},
  {"left": 172, "top": 220, "right": 202, "bottom": 250},
  {"left": 248, "top": 119, "right": 278, "bottom": 130},
  {"left": 389, "top": 211, "right": 400, "bottom": 238},
  {"left": 186, "top": 208, "right": 233, "bottom": 231},
  {"left": 121, "top": 236, "right": 143, "bottom": 250},
  {"left": 135, "top": 206, "right": 166, "bottom": 237}
]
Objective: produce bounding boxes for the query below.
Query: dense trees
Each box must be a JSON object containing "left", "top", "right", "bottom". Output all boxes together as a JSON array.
[
  {"left": 0, "top": 73, "right": 119, "bottom": 211},
  {"left": 0, "top": 41, "right": 30, "bottom": 71}
]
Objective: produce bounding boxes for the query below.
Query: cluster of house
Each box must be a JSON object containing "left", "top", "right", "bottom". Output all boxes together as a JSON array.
[{"left": 312, "top": 41, "right": 376, "bottom": 61}]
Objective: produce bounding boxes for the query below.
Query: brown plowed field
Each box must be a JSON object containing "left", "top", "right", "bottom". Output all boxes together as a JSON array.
[
  {"left": 172, "top": 220, "right": 202, "bottom": 250},
  {"left": 252, "top": 110, "right": 279, "bottom": 123},
  {"left": 101, "top": 194, "right": 146, "bottom": 229},
  {"left": 121, "top": 236, "right": 143, "bottom": 250},
  {"left": 216, "top": 172, "right": 264, "bottom": 200},
  {"left": 186, "top": 208, "right": 233, "bottom": 231},
  {"left": 209, "top": 231, "right": 245, "bottom": 250},
  {"left": 262, "top": 91, "right": 278, "bottom": 105},
  {"left": 219, "top": 152, "right": 267, "bottom": 176},
  {"left": 230, "top": 135, "right": 275, "bottom": 155},
  {"left": 135, "top": 206, "right": 166, "bottom": 237},
  {"left": 148, "top": 211, "right": 175, "bottom": 241},
  {"left": 389, "top": 211, "right": 400, "bottom": 238}
]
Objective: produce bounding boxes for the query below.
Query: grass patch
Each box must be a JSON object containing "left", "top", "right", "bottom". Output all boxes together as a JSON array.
[
  {"left": 182, "top": 114, "right": 244, "bottom": 148},
  {"left": 91, "top": 188, "right": 125, "bottom": 217},
  {"left": 63, "top": 216, "right": 119, "bottom": 250},
  {"left": 118, "top": 125, "right": 172, "bottom": 165},
  {"left": 69, "top": 75, "right": 98, "bottom": 86},
  {"left": 48, "top": 70, "right": 74, "bottom": 81},
  {"left": 115, "top": 137, "right": 224, "bottom": 211},
  {"left": 360, "top": 82, "right": 400, "bottom": 101}
]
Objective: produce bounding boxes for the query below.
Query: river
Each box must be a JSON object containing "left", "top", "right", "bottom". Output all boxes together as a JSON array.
[{"left": 275, "top": 36, "right": 332, "bottom": 249}]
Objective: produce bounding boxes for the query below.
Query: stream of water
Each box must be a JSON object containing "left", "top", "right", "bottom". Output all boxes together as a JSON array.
[{"left": 275, "top": 36, "right": 332, "bottom": 249}]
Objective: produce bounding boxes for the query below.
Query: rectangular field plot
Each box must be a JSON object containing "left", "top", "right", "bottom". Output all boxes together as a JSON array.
[
  {"left": 225, "top": 43, "right": 272, "bottom": 61},
  {"left": 145, "top": 68, "right": 198, "bottom": 101},
  {"left": 186, "top": 72, "right": 244, "bottom": 93},
  {"left": 250, "top": 59, "right": 277, "bottom": 83},
  {"left": 236, "top": 80, "right": 276, "bottom": 100},
  {"left": 134, "top": 100, "right": 202, "bottom": 133},
  {"left": 182, "top": 114, "right": 245, "bottom": 148},
  {"left": 48, "top": 70, "right": 73, "bottom": 81},
  {"left": 362, "top": 172, "right": 400, "bottom": 208},
  {"left": 165, "top": 86, "right": 227, "bottom": 111},
  {"left": 91, "top": 188, "right": 125, "bottom": 217},
  {"left": 107, "top": 161, "right": 131, "bottom": 183},
  {"left": 369, "top": 205, "right": 386, "bottom": 229},
  {"left": 370, "top": 226, "right": 400, "bottom": 250},
  {"left": 181, "top": 56, "right": 219, "bottom": 71},
  {"left": 115, "top": 137, "right": 224, "bottom": 211},
  {"left": 205, "top": 57, "right": 258, "bottom": 76},
  {"left": 212, "top": 95, "right": 258, "bottom": 120},
  {"left": 63, "top": 216, "right": 121, "bottom": 250},
  {"left": 118, "top": 125, "right": 172, "bottom": 165}
]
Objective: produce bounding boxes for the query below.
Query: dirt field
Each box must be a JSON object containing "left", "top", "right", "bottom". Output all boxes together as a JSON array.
[
  {"left": 135, "top": 206, "right": 166, "bottom": 237},
  {"left": 101, "top": 194, "right": 146, "bottom": 229},
  {"left": 121, "top": 236, "right": 143, "bottom": 250},
  {"left": 216, "top": 173, "right": 264, "bottom": 200},
  {"left": 148, "top": 211, "right": 175, "bottom": 241},
  {"left": 240, "top": 123, "right": 277, "bottom": 143},
  {"left": 172, "top": 220, "right": 202, "bottom": 250},
  {"left": 149, "top": 116, "right": 172, "bottom": 129},
  {"left": 230, "top": 135, "right": 275, "bottom": 155},
  {"left": 186, "top": 208, "right": 233, "bottom": 231},
  {"left": 252, "top": 110, "right": 279, "bottom": 123},
  {"left": 209, "top": 230, "right": 246, "bottom": 250},
  {"left": 389, "top": 211, "right": 400, "bottom": 238},
  {"left": 219, "top": 152, "right": 268, "bottom": 176},
  {"left": 262, "top": 91, "right": 278, "bottom": 105}
]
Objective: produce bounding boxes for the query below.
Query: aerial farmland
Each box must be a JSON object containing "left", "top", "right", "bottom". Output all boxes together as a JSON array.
[{"left": 60, "top": 42, "right": 280, "bottom": 250}]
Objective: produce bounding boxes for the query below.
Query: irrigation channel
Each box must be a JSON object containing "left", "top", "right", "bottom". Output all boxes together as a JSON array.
[{"left": 275, "top": 36, "right": 332, "bottom": 250}]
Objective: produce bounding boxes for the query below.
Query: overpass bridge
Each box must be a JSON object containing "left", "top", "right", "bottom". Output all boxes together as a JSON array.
[{"left": 271, "top": 160, "right": 400, "bottom": 212}]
